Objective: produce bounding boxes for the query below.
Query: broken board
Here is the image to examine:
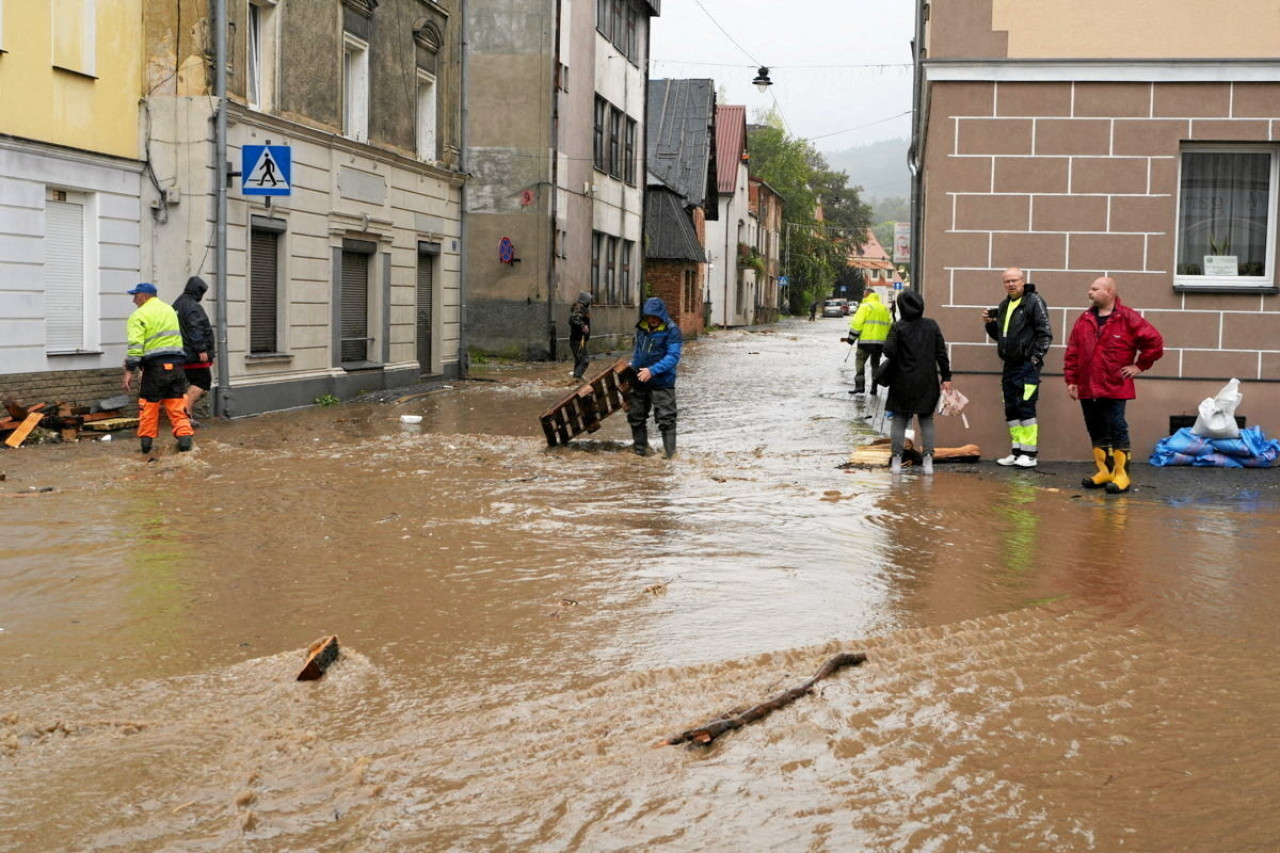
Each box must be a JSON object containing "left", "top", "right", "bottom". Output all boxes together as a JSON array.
[
  {"left": 81, "top": 417, "right": 140, "bottom": 432},
  {"left": 297, "top": 635, "right": 340, "bottom": 681},
  {"left": 846, "top": 438, "right": 983, "bottom": 467},
  {"left": 539, "top": 358, "right": 635, "bottom": 447},
  {"left": 3, "top": 413, "right": 45, "bottom": 448}
]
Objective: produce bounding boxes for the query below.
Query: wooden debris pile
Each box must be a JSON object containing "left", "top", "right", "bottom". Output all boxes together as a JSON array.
[{"left": 2, "top": 397, "right": 132, "bottom": 448}]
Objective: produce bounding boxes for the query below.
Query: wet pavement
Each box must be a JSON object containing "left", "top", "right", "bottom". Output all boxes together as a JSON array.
[{"left": 2, "top": 317, "right": 1279, "bottom": 851}]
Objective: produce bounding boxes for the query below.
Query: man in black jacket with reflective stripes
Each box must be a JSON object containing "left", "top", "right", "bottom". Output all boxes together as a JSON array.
[{"left": 982, "top": 267, "right": 1052, "bottom": 467}]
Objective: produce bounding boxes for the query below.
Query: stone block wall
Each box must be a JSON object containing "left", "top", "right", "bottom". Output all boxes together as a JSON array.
[
  {"left": 1, "top": 368, "right": 136, "bottom": 413},
  {"left": 925, "top": 79, "right": 1280, "bottom": 383},
  {"left": 922, "top": 78, "right": 1280, "bottom": 458}
]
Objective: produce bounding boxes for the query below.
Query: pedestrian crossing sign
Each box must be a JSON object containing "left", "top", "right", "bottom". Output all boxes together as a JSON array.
[{"left": 241, "top": 145, "right": 292, "bottom": 196}]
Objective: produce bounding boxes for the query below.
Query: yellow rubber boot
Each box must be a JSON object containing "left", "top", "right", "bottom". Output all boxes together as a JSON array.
[
  {"left": 1105, "top": 449, "right": 1131, "bottom": 494},
  {"left": 1082, "top": 446, "right": 1113, "bottom": 488}
]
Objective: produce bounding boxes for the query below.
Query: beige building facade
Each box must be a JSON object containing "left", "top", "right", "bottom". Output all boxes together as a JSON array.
[{"left": 916, "top": 0, "right": 1280, "bottom": 460}]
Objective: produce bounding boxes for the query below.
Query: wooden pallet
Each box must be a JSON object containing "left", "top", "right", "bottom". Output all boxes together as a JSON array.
[{"left": 540, "top": 358, "right": 635, "bottom": 447}]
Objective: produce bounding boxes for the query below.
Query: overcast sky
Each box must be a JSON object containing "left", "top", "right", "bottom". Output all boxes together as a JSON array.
[{"left": 649, "top": 0, "right": 916, "bottom": 152}]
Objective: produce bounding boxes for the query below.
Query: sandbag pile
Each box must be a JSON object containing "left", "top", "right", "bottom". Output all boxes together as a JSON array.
[{"left": 1149, "top": 426, "right": 1280, "bottom": 468}]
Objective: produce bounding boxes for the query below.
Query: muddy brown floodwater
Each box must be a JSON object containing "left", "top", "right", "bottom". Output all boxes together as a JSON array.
[{"left": 3, "top": 317, "right": 1280, "bottom": 851}]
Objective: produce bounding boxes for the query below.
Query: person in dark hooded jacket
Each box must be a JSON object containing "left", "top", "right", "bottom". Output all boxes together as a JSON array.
[
  {"left": 627, "top": 297, "right": 682, "bottom": 458},
  {"left": 569, "top": 291, "right": 593, "bottom": 379},
  {"left": 173, "top": 275, "right": 215, "bottom": 423},
  {"left": 882, "top": 289, "right": 952, "bottom": 475}
]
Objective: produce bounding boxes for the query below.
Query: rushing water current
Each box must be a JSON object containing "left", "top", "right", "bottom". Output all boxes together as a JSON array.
[{"left": 3, "top": 318, "right": 1279, "bottom": 851}]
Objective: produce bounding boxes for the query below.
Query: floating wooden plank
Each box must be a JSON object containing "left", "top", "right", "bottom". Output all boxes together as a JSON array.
[
  {"left": 297, "top": 635, "right": 341, "bottom": 681},
  {"left": 539, "top": 358, "right": 635, "bottom": 447},
  {"left": 3, "top": 413, "right": 45, "bottom": 448},
  {"left": 846, "top": 439, "right": 983, "bottom": 468},
  {"left": 81, "top": 417, "right": 140, "bottom": 432}
]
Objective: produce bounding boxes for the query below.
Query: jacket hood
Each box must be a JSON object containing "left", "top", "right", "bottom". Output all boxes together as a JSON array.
[
  {"left": 575, "top": 291, "right": 593, "bottom": 306},
  {"left": 183, "top": 276, "right": 209, "bottom": 301},
  {"left": 862, "top": 291, "right": 882, "bottom": 304},
  {"left": 897, "top": 289, "right": 924, "bottom": 321},
  {"left": 640, "top": 296, "right": 672, "bottom": 327}
]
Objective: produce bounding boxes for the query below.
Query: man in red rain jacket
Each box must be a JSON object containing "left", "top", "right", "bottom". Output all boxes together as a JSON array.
[{"left": 1063, "top": 276, "right": 1164, "bottom": 494}]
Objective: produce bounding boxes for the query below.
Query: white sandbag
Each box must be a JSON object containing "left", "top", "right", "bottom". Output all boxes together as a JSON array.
[{"left": 1192, "top": 378, "right": 1242, "bottom": 439}]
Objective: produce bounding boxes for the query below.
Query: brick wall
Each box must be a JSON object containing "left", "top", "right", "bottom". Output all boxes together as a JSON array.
[{"left": 646, "top": 260, "right": 704, "bottom": 339}]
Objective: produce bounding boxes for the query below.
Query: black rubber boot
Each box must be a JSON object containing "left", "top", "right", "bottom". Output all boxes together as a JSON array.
[
  {"left": 662, "top": 430, "right": 677, "bottom": 460},
  {"left": 139, "top": 437, "right": 153, "bottom": 454},
  {"left": 177, "top": 435, "right": 193, "bottom": 453},
  {"left": 631, "top": 426, "right": 650, "bottom": 456}
]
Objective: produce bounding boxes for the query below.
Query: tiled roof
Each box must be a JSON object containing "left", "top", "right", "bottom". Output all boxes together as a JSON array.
[{"left": 715, "top": 105, "right": 746, "bottom": 194}]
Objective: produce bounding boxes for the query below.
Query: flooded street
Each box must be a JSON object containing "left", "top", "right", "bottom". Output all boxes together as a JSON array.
[{"left": 4, "top": 317, "right": 1280, "bottom": 851}]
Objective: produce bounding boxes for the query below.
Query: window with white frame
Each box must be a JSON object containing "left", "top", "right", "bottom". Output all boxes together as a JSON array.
[
  {"left": 52, "top": 0, "right": 96, "bottom": 76},
  {"left": 416, "top": 69, "right": 437, "bottom": 161},
  {"left": 247, "top": 0, "right": 278, "bottom": 111},
  {"left": 1175, "top": 145, "right": 1278, "bottom": 290},
  {"left": 593, "top": 96, "right": 606, "bottom": 171},
  {"left": 44, "top": 189, "right": 91, "bottom": 353},
  {"left": 624, "top": 118, "right": 636, "bottom": 185},
  {"left": 606, "top": 236, "right": 618, "bottom": 303},
  {"left": 591, "top": 231, "right": 601, "bottom": 299},
  {"left": 343, "top": 33, "right": 369, "bottom": 143},
  {"left": 621, "top": 240, "right": 633, "bottom": 303}
]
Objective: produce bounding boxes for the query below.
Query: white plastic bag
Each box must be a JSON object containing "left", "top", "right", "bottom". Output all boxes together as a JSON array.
[
  {"left": 936, "top": 386, "right": 970, "bottom": 429},
  {"left": 1192, "top": 378, "right": 1242, "bottom": 439}
]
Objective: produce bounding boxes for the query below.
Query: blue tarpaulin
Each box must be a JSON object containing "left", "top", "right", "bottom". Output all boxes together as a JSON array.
[{"left": 1149, "top": 426, "right": 1280, "bottom": 468}]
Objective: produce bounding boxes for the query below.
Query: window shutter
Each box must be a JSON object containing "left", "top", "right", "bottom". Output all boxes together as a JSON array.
[
  {"left": 416, "top": 254, "right": 433, "bottom": 371},
  {"left": 341, "top": 250, "right": 369, "bottom": 362},
  {"left": 45, "top": 198, "right": 85, "bottom": 352},
  {"left": 250, "top": 228, "right": 278, "bottom": 353}
]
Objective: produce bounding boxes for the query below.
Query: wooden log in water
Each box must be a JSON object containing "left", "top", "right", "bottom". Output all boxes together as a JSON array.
[
  {"left": 297, "top": 635, "right": 340, "bottom": 681},
  {"left": 656, "top": 652, "right": 867, "bottom": 747}
]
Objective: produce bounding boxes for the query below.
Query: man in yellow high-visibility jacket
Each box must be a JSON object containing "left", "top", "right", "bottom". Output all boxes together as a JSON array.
[
  {"left": 846, "top": 289, "right": 892, "bottom": 395},
  {"left": 122, "top": 283, "right": 194, "bottom": 454}
]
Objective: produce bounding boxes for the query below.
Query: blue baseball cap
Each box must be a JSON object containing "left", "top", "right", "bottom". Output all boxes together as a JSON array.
[{"left": 127, "top": 283, "right": 158, "bottom": 295}]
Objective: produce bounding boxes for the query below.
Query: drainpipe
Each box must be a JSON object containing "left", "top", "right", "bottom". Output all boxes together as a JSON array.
[
  {"left": 458, "top": 0, "right": 470, "bottom": 379},
  {"left": 907, "top": 0, "right": 926, "bottom": 294},
  {"left": 213, "top": 0, "right": 231, "bottom": 416},
  {"left": 546, "top": 0, "right": 562, "bottom": 360}
]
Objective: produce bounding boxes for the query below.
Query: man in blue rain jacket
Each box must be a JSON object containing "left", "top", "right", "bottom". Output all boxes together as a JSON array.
[{"left": 628, "top": 297, "right": 682, "bottom": 459}]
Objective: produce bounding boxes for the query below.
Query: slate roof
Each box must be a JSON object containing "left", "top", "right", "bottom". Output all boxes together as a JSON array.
[
  {"left": 645, "top": 174, "right": 707, "bottom": 263},
  {"left": 715, "top": 105, "right": 746, "bottom": 195},
  {"left": 647, "top": 79, "right": 718, "bottom": 217}
]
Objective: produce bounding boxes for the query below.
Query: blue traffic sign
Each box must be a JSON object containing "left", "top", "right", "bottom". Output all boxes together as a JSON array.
[{"left": 242, "top": 145, "right": 292, "bottom": 196}]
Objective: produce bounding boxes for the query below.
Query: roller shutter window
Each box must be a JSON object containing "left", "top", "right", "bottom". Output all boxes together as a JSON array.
[
  {"left": 416, "top": 252, "right": 433, "bottom": 373},
  {"left": 341, "top": 247, "right": 371, "bottom": 363},
  {"left": 249, "top": 227, "right": 279, "bottom": 353},
  {"left": 45, "top": 196, "right": 85, "bottom": 353}
]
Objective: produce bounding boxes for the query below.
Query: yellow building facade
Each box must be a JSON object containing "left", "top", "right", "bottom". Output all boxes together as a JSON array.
[{"left": 0, "top": 0, "right": 146, "bottom": 404}]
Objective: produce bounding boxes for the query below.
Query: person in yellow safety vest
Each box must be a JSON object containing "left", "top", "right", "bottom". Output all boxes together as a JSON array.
[
  {"left": 846, "top": 289, "right": 893, "bottom": 395},
  {"left": 122, "top": 283, "right": 194, "bottom": 455}
]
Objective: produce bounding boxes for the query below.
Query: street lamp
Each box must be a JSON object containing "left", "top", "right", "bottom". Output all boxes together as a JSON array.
[{"left": 752, "top": 66, "right": 773, "bottom": 93}]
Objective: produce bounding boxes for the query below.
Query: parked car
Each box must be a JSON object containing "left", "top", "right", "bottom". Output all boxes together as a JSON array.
[{"left": 822, "top": 298, "right": 849, "bottom": 318}]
